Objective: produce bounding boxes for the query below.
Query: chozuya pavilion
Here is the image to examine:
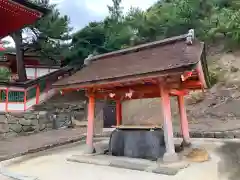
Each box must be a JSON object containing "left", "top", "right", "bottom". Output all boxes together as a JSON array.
[{"left": 54, "top": 29, "right": 211, "bottom": 162}]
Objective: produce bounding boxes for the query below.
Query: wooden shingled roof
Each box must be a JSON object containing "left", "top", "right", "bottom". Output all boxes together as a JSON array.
[{"left": 54, "top": 34, "right": 209, "bottom": 89}]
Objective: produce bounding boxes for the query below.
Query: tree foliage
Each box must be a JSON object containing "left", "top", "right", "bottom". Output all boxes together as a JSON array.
[
  {"left": 11, "top": 0, "right": 72, "bottom": 81},
  {"left": 64, "top": 0, "right": 240, "bottom": 66}
]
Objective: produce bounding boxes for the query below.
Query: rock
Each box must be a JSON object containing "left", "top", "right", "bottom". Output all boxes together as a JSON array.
[
  {"left": 38, "top": 123, "right": 46, "bottom": 131},
  {"left": 9, "top": 124, "right": 22, "bottom": 133},
  {"left": 22, "top": 126, "right": 35, "bottom": 132},
  {"left": 31, "top": 120, "right": 39, "bottom": 126},
  {"left": 224, "top": 131, "right": 235, "bottom": 138},
  {"left": 233, "top": 130, "right": 240, "bottom": 138},
  {"left": 94, "top": 142, "right": 108, "bottom": 154},
  {"left": 110, "top": 129, "right": 166, "bottom": 160},
  {"left": 8, "top": 113, "right": 24, "bottom": 118},
  {"left": 110, "top": 160, "right": 148, "bottom": 172},
  {"left": 74, "top": 112, "right": 85, "bottom": 121},
  {"left": 214, "top": 132, "right": 225, "bottom": 138},
  {"left": 152, "top": 167, "right": 180, "bottom": 176},
  {"left": 109, "top": 130, "right": 125, "bottom": 156},
  {"left": 3, "top": 131, "right": 18, "bottom": 138},
  {"left": 39, "top": 116, "right": 50, "bottom": 124},
  {"left": 23, "top": 113, "right": 37, "bottom": 119},
  {"left": 203, "top": 132, "right": 215, "bottom": 138},
  {"left": 7, "top": 117, "right": 19, "bottom": 124},
  {"left": 232, "top": 91, "right": 240, "bottom": 99},
  {"left": 174, "top": 132, "right": 181, "bottom": 138},
  {"left": 0, "top": 124, "right": 9, "bottom": 133},
  {"left": 186, "top": 148, "right": 209, "bottom": 162},
  {"left": 38, "top": 111, "right": 47, "bottom": 117},
  {"left": 46, "top": 123, "right": 53, "bottom": 129},
  {"left": 0, "top": 116, "right": 7, "bottom": 123},
  {"left": 190, "top": 131, "right": 204, "bottom": 138},
  {"left": 19, "top": 119, "right": 32, "bottom": 126}
]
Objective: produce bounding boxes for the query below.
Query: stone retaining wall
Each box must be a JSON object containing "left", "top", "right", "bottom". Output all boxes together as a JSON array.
[
  {"left": 0, "top": 112, "right": 53, "bottom": 139},
  {"left": 174, "top": 129, "right": 240, "bottom": 139},
  {"left": 0, "top": 100, "right": 104, "bottom": 139},
  {"left": 99, "top": 129, "right": 240, "bottom": 139}
]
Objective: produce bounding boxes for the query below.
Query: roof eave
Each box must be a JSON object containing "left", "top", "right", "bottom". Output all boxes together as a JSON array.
[
  {"left": 53, "top": 64, "right": 196, "bottom": 90},
  {"left": 12, "top": 0, "right": 50, "bottom": 15}
]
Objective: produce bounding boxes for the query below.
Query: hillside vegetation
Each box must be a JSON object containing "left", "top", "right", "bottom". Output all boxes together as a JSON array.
[{"left": 66, "top": 0, "right": 240, "bottom": 65}]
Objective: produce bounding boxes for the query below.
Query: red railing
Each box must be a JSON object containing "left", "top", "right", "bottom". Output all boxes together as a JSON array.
[{"left": 0, "top": 66, "right": 75, "bottom": 112}]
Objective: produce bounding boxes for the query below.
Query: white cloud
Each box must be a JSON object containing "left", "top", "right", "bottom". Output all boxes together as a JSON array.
[
  {"left": 85, "top": 0, "right": 156, "bottom": 16},
  {"left": 2, "top": 0, "right": 157, "bottom": 46},
  {"left": 54, "top": 0, "right": 157, "bottom": 29},
  {"left": 2, "top": 36, "right": 14, "bottom": 47}
]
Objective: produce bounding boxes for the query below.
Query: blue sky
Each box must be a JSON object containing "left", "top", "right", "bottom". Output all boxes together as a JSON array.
[{"left": 3, "top": 0, "right": 157, "bottom": 45}]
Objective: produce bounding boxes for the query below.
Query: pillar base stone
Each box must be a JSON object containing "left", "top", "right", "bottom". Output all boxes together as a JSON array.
[
  {"left": 163, "top": 152, "right": 179, "bottom": 163},
  {"left": 181, "top": 139, "right": 191, "bottom": 148},
  {"left": 84, "top": 145, "right": 96, "bottom": 154}
]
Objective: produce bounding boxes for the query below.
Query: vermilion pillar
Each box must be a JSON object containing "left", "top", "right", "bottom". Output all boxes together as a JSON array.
[
  {"left": 24, "top": 89, "right": 27, "bottom": 111},
  {"left": 160, "top": 85, "right": 178, "bottom": 162},
  {"left": 36, "top": 85, "right": 40, "bottom": 104},
  {"left": 178, "top": 95, "right": 191, "bottom": 146},
  {"left": 196, "top": 61, "right": 207, "bottom": 88},
  {"left": 116, "top": 100, "right": 122, "bottom": 126},
  {"left": 86, "top": 93, "right": 95, "bottom": 153},
  {"left": 5, "top": 88, "right": 9, "bottom": 112}
]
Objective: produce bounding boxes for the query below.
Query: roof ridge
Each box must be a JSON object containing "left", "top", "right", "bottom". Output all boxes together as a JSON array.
[{"left": 87, "top": 34, "right": 187, "bottom": 62}]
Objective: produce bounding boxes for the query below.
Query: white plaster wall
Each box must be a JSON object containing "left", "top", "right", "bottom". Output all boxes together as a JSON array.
[
  {"left": 26, "top": 98, "right": 36, "bottom": 109},
  {"left": 50, "top": 69, "right": 58, "bottom": 73},
  {"left": 37, "top": 68, "right": 49, "bottom": 77},
  {"left": 8, "top": 103, "right": 24, "bottom": 111},
  {"left": 26, "top": 68, "right": 35, "bottom": 79},
  {"left": 25, "top": 68, "right": 60, "bottom": 79},
  {"left": 0, "top": 103, "right": 5, "bottom": 111}
]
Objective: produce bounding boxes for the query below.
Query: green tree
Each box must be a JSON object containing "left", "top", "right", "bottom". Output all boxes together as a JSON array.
[
  {"left": 67, "top": 0, "right": 240, "bottom": 66},
  {"left": 11, "top": 0, "right": 72, "bottom": 82},
  {"left": 65, "top": 21, "right": 107, "bottom": 65},
  {"left": 67, "top": 0, "right": 134, "bottom": 65},
  {"left": 103, "top": 0, "right": 134, "bottom": 50}
]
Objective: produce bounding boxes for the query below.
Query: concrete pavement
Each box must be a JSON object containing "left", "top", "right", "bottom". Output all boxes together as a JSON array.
[{"left": 0, "top": 138, "right": 228, "bottom": 180}]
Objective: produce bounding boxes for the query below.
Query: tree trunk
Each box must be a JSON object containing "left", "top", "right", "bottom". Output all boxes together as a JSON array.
[{"left": 12, "top": 31, "right": 27, "bottom": 82}]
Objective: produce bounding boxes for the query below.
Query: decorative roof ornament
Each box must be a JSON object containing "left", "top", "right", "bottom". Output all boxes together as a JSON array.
[
  {"left": 186, "top": 29, "right": 195, "bottom": 45},
  {"left": 84, "top": 54, "right": 94, "bottom": 66},
  {"left": 60, "top": 90, "right": 64, "bottom": 95},
  {"left": 0, "top": 40, "right": 5, "bottom": 51},
  {"left": 109, "top": 93, "right": 116, "bottom": 98},
  {"left": 125, "top": 89, "right": 134, "bottom": 99}
]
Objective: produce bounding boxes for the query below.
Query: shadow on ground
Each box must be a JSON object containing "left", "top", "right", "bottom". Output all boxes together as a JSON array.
[{"left": 216, "top": 141, "right": 240, "bottom": 180}]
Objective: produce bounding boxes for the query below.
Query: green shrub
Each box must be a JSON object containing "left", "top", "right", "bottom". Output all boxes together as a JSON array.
[
  {"left": 209, "top": 70, "right": 219, "bottom": 86},
  {"left": 0, "top": 67, "right": 11, "bottom": 82}
]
